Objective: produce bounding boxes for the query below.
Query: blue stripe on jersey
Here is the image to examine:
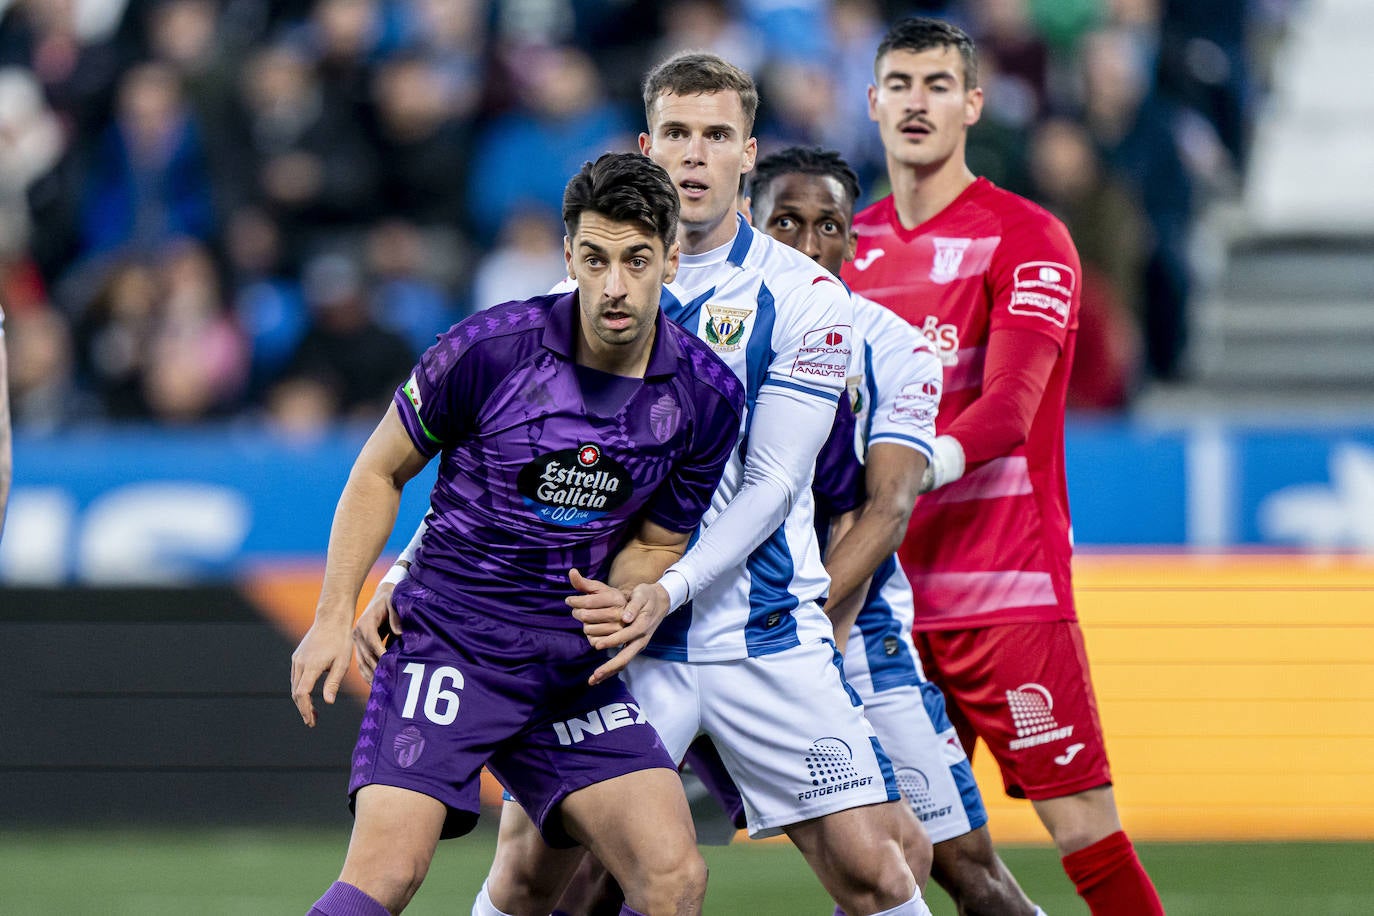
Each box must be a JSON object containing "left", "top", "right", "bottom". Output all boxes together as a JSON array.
[
  {"left": 662, "top": 286, "right": 716, "bottom": 337},
  {"left": 869, "top": 431, "right": 935, "bottom": 457},
  {"left": 857, "top": 555, "right": 922, "bottom": 692},
  {"left": 646, "top": 526, "right": 699, "bottom": 660},
  {"left": 742, "top": 524, "right": 801, "bottom": 655},
  {"left": 726, "top": 213, "right": 754, "bottom": 264},
  {"left": 743, "top": 282, "right": 778, "bottom": 413},
  {"left": 862, "top": 341, "right": 878, "bottom": 446},
  {"left": 659, "top": 284, "right": 682, "bottom": 315},
  {"left": 762, "top": 377, "right": 841, "bottom": 403}
]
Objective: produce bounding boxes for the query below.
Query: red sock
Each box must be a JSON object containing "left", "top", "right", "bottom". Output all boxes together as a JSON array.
[{"left": 1061, "top": 830, "right": 1164, "bottom": 916}]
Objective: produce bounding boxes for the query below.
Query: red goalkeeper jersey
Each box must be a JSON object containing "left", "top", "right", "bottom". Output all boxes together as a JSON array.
[{"left": 842, "top": 178, "right": 1081, "bottom": 630}]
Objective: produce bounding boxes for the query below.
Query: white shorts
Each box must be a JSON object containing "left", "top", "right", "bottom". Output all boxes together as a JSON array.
[
  {"left": 844, "top": 656, "right": 988, "bottom": 844},
  {"left": 624, "top": 639, "right": 900, "bottom": 838}
]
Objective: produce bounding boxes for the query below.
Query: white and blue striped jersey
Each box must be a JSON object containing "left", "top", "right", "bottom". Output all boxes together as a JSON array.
[
  {"left": 646, "top": 214, "right": 854, "bottom": 662},
  {"left": 843, "top": 294, "right": 943, "bottom": 691}
]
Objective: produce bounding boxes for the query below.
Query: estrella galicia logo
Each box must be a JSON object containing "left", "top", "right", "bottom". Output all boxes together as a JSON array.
[{"left": 517, "top": 443, "right": 633, "bottom": 526}]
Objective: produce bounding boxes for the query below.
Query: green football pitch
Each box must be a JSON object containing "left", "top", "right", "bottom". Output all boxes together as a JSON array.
[{"left": 1, "top": 828, "right": 1370, "bottom": 915}]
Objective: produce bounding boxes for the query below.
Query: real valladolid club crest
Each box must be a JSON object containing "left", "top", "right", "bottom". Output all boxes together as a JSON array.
[
  {"left": 649, "top": 394, "right": 682, "bottom": 443},
  {"left": 704, "top": 305, "right": 750, "bottom": 351},
  {"left": 929, "top": 237, "right": 972, "bottom": 284}
]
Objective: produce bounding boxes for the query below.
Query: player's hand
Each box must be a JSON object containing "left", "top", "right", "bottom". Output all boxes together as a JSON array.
[
  {"left": 290, "top": 616, "right": 353, "bottom": 728},
  {"left": 566, "top": 568, "right": 631, "bottom": 640},
  {"left": 584, "top": 582, "right": 671, "bottom": 686},
  {"left": 353, "top": 581, "right": 401, "bottom": 684}
]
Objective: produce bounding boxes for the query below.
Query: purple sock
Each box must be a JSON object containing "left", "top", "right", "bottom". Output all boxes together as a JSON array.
[
  {"left": 618, "top": 906, "right": 647, "bottom": 916},
  {"left": 309, "top": 881, "right": 391, "bottom": 916},
  {"left": 833, "top": 908, "right": 848, "bottom": 916}
]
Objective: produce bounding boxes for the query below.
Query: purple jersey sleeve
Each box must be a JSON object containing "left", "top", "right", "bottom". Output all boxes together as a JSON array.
[
  {"left": 392, "top": 322, "right": 489, "bottom": 457},
  {"left": 812, "top": 395, "right": 864, "bottom": 527}
]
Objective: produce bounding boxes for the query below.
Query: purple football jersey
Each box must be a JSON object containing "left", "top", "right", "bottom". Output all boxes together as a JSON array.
[{"left": 393, "top": 292, "right": 743, "bottom": 635}]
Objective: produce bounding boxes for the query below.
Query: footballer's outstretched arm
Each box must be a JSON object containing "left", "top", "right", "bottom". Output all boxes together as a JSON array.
[
  {"left": 659, "top": 382, "right": 838, "bottom": 609},
  {"left": 291, "top": 404, "right": 428, "bottom": 725}
]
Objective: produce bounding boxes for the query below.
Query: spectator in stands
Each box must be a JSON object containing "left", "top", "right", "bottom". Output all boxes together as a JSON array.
[
  {"left": 141, "top": 239, "right": 248, "bottom": 423},
  {"left": 1028, "top": 116, "right": 1146, "bottom": 409},
  {"left": 279, "top": 250, "right": 413, "bottom": 423},
  {"left": 465, "top": 45, "right": 633, "bottom": 243},
  {"left": 469, "top": 209, "right": 567, "bottom": 313},
  {"left": 0, "top": 0, "right": 126, "bottom": 137},
  {"left": 143, "top": 0, "right": 248, "bottom": 218},
  {"left": 72, "top": 259, "right": 161, "bottom": 419},
  {"left": 225, "top": 205, "right": 308, "bottom": 399},
  {"left": 368, "top": 52, "right": 473, "bottom": 230},
  {"left": 0, "top": 67, "right": 63, "bottom": 258},
  {"left": 363, "top": 218, "right": 458, "bottom": 355},
  {"left": 80, "top": 61, "right": 216, "bottom": 259},
  {"left": 4, "top": 305, "right": 96, "bottom": 432},
  {"left": 1080, "top": 26, "right": 1197, "bottom": 381},
  {"left": 655, "top": 0, "right": 763, "bottom": 77},
  {"left": 969, "top": 0, "right": 1050, "bottom": 116},
  {"left": 236, "top": 42, "right": 380, "bottom": 267},
  {"left": 1157, "top": 0, "right": 1253, "bottom": 169}
]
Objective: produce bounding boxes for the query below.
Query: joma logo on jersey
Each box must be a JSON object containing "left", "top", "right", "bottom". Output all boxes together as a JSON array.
[
  {"left": 919, "top": 316, "right": 960, "bottom": 366},
  {"left": 552, "top": 702, "right": 650, "bottom": 745}
]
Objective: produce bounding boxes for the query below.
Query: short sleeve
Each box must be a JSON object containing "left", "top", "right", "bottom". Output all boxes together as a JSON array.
[
  {"left": 864, "top": 307, "right": 941, "bottom": 459},
  {"left": 392, "top": 324, "right": 484, "bottom": 457},
  {"left": 765, "top": 273, "right": 853, "bottom": 403}
]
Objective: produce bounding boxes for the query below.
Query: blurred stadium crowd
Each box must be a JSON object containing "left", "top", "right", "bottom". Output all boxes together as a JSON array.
[{"left": 0, "top": 0, "right": 1288, "bottom": 434}]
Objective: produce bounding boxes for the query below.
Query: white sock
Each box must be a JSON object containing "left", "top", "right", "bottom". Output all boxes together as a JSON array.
[
  {"left": 1034, "top": 908, "right": 1048, "bottom": 916},
  {"left": 867, "top": 890, "right": 933, "bottom": 916},
  {"left": 471, "top": 881, "right": 516, "bottom": 916}
]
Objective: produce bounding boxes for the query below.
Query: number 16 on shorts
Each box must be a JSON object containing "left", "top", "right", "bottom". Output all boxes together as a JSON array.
[{"left": 400, "top": 662, "right": 465, "bottom": 725}]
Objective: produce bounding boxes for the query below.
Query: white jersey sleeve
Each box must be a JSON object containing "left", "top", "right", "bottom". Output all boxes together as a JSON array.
[
  {"left": 853, "top": 294, "right": 940, "bottom": 459},
  {"left": 661, "top": 382, "right": 841, "bottom": 607},
  {"left": 766, "top": 274, "right": 853, "bottom": 403}
]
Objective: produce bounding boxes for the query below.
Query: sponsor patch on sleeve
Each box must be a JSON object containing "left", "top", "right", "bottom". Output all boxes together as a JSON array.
[
  {"left": 1008, "top": 261, "right": 1074, "bottom": 328},
  {"left": 888, "top": 379, "right": 939, "bottom": 427},
  {"left": 402, "top": 373, "right": 423, "bottom": 412},
  {"left": 791, "top": 325, "right": 852, "bottom": 382}
]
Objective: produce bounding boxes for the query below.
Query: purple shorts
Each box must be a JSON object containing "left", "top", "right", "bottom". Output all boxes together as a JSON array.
[{"left": 348, "top": 580, "right": 675, "bottom": 846}]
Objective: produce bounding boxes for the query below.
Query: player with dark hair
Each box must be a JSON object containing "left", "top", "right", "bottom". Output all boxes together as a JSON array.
[
  {"left": 843, "top": 18, "right": 1164, "bottom": 915},
  {"left": 470, "top": 52, "right": 934, "bottom": 916},
  {"left": 748, "top": 145, "right": 1046, "bottom": 916},
  {"left": 290, "top": 152, "right": 744, "bottom": 916}
]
